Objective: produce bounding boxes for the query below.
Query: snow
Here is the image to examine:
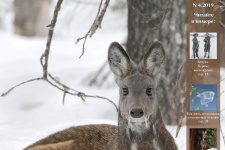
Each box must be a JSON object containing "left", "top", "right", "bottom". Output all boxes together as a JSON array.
[
  {"left": 0, "top": 31, "right": 187, "bottom": 149},
  {"left": 220, "top": 68, "right": 225, "bottom": 150}
]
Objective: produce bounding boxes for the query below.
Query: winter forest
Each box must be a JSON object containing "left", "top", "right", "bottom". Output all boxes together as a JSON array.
[{"left": 0, "top": 0, "right": 225, "bottom": 149}]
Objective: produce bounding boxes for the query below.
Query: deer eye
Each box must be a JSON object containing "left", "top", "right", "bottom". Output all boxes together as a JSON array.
[
  {"left": 146, "top": 88, "right": 152, "bottom": 96},
  {"left": 122, "top": 88, "right": 129, "bottom": 96}
]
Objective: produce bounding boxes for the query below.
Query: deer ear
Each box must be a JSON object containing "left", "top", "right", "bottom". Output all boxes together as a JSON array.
[
  {"left": 143, "top": 41, "right": 165, "bottom": 78},
  {"left": 108, "top": 42, "right": 130, "bottom": 78}
]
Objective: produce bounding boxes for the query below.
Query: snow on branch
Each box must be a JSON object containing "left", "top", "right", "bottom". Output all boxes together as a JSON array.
[{"left": 1, "top": 0, "right": 118, "bottom": 112}]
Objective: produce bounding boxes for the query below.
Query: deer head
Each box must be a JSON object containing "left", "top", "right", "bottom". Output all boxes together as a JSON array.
[{"left": 108, "top": 41, "right": 165, "bottom": 132}]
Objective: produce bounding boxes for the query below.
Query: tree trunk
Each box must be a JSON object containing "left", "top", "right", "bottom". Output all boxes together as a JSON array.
[
  {"left": 14, "top": 0, "right": 51, "bottom": 37},
  {"left": 126, "top": 0, "right": 186, "bottom": 125},
  {"left": 190, "top": 129, "right": 195, "bottom": 150}
]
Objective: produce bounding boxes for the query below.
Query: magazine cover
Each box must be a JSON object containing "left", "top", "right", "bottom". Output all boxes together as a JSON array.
[{"left": 0, "top": 0, "right": 224, "bottom": 149}]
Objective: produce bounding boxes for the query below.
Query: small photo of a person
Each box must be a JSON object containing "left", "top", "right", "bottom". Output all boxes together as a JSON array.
[
  {"left": 203, "top": 32, "right": 211, "bottom": 58},
  {"left": 192, "top": 33, "right": 199, "bottom": 59},
  {"left": 189, "top": 32, "right": 217, "bottom": 59}
]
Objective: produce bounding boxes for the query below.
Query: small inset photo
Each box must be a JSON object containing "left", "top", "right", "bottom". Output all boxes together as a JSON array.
[
  {"left": 189, "top": 32, "right": 217, "bottom": 59},
  {"left": 190, "top": 128, "right": 217, "bottom": 150},
  {"left": 189, "top": 84, "right": 217, "bottom": 111}
]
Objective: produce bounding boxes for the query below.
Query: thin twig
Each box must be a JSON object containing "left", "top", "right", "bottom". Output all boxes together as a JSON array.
[
  {"left": 46, "top": 73, "right": 118, "bottom": 111},
  {"left": 221, "top": 123, "right": 225, "bottom": 147},
  {"left": 62, "top": 91, "right": 67, "bottom": 105},
  {"left": 221, "top": 108, "right": 225, "bottom": 113},
  {"left": 176, "top": 89, "right": 186, "bottom": 138},
  {"left": 89, "top": 0, "right": 110, "bottom": 37},
  {"left": 75, "top": 0, "right": 104, "bottom": 58},
  {"left": 85, "top": 95, "right": 118, "bottom": 112},
  {"left": 42, "top": 0, "right": 63, "bottom": 78},
  {"left": 173, "top": 59, "right": 185, "bottom": 109},
  {"left": 221, "top": 91, "right": 225, "bottom": 96},
  {"left": 1, "top": 78, "right": 43, "bottom": 97},
  {"left": 76, "top": 0, "right": 111, "bottom": 58},
  {"left": 221, "top": 20, "right": 225, "bottom": 28},
  {"left": 47, "top": 72, "right": 79, "bottom": 93},
  {"left": 47, "top": 77, "right": 118, "bottom": 110}
]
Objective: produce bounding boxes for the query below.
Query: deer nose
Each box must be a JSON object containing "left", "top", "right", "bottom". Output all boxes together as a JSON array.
[{"left": 130, "top": 108, "right": 144, "bottom": 118}]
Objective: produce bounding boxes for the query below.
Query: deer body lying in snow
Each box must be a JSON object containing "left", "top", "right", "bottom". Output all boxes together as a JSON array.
[{"left": 25, "top": 41, "right": 178, "bottom": 150}]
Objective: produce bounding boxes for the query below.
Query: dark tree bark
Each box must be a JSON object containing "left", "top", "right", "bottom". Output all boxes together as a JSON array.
[
  {"left": 190, "top": 129, "right": 195, "bottom": 150},
  {"left": 14, "top": 0, "right": 51, "bottom": 37},
  {"left": 126, "top": 0, "right": 186, "bottom": 125}
]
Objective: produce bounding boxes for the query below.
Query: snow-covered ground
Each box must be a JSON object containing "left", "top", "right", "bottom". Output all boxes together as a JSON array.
[
  {"left": 0, "top": 32, "right": 186, "bottom": 150},
  {"left": 0, "top": 1, "right": 224, "bottom": 150}
]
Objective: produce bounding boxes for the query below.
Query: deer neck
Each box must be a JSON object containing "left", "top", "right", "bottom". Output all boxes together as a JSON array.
[{"left": 117, "top": 107, "right": 164, "bottom": 150}]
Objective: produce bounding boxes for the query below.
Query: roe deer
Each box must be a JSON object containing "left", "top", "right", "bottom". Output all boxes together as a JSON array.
[{"left": 24, "top": 41, "right": 178, "bottom": 150}]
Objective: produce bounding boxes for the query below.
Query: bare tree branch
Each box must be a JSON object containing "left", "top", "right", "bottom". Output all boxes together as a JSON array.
[
  {"left": 173, "top": 59, "right": 186, "bottom": 109},
  {"left": 75, "top": 0, "right": 103, "bottom": 58},
  {"left": 42, "top": 0, "right": 63, "bottom": 79},
  {"left": 75, "top": 0, "right": 111, "bottom": 58},
  {"left": 1, "top": 0, "right": 118, "bottom": 113},
  {"left": 221, "top": 91, "right": 225, "bottom": 96},
  {"left": 176, "top": 89, "right": 186, "bottom": 138},
  {"left": 221, "top": 123, "right": 225, "bottom": 147},
  {"left": 62, "top": 91, "right": 67, "bottom": 105},
  {"left": 221, "top": 20, "right": 225, "bottom": 28},
  {"left": 1, "top": 77, "right": 43, "bottom": 97}
]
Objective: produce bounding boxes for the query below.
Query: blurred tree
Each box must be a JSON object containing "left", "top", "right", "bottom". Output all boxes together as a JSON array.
[
  {"left": 126, "top": 0, "right": 186, "bottom": 125},
  {"left": 0, "top": 0, "right": 13, "bottom": 30},
  {"left": 14, "top": 0, "right": 51, "bottom": 36}
]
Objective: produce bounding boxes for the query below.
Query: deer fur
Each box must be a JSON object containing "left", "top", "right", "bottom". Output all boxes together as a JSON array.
[{"left": 24, "top": 41, "right": 177, "bottom": 150}]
